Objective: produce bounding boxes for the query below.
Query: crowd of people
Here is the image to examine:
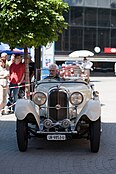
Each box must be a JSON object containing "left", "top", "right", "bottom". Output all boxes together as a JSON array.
[
  {"left": 0, "top": 53, "right": 93, "bottom": 116},
  {"left": 0, "top": 53, "right": 35, "bottom": 116}
]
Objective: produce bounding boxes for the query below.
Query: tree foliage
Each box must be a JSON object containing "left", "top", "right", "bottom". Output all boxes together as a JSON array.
[
  {"left": 0, "top": 0, "right": 69, "bottom": 48},
  {"left": 0, "top": 0, "right": 68, "bottom": 99}
]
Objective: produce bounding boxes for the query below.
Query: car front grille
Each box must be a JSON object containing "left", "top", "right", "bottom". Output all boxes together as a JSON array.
[{"left": 48, "top": 89, "right": 68, "bottom": 121}]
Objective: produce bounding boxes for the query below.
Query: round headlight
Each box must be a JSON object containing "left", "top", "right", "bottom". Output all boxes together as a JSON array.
[
  {"left": 70, "top": 92, "right": 83, "bottom": 105},
  {"left": 33, "top": 92, "right": 46, "bottom": 106}
]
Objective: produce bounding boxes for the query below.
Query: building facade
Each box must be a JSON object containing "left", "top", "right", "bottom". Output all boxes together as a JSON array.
[{"left": 55, "top": 0, "right": 116, "bottom": 74}]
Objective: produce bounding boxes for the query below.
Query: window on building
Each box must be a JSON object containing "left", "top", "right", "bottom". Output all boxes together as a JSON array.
[
  {"left": 70, "top": 27, "right": 83, "bottom": 51},
  {"left": 70, "top": 7, "right": 83, "bottom": 26},
  {"left": 111, "top": 10, "right": 116, "bottom": 28},
  {"left": 84, "top": 28, "right": 96, "bottom": 50},
  {"left": 55, "top": 34, "right": 62, "bottom": 51},
  {"left": 98, "top": 9, "right": 110, "bottom": 27},
  {"left": 55, "top": 29, "right": 69, "bottom": 51},
  {"left": 63, "top": 29, "right": 69, "bottom": 51},
  {"left": 111, "top": 29, "right": 116, "bottom": 47},
  {"left": 63, "top": 11, "right": 69, "bottom": 23},
  {"left": 98, "top": 29, "right": 110, "bottom": 51},
  {"left": 84, "top": 8, "right": 97, "bottom": 26}
]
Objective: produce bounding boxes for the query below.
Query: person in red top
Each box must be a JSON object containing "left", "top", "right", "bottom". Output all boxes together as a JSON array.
[{"left": 8, "top": 54, "right": 25, "bottom": 112}]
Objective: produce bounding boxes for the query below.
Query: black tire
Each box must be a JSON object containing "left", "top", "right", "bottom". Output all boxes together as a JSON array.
[
  {"left": 90, "top": 118, "right": 101, "bottom": 153},
  {"left": 16, "top": 119, "right": 28, "bottom": 152}
]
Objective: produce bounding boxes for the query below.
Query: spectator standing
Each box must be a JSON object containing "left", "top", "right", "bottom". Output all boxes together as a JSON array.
[
  {"left": 28, "top": 57, "right": 35, "bottom": 99},
  {"left": 1, "top": 52, "right": 9, "bottom": 70},
  {"left": 8, "top": 54, "right": 15, "bottom": 66},
  {"left": 8, "top": 54, "right": 25, "bottom": 111},
  {"left": 0, "top": 58, "right": 9, "bottom": 115},
  {"left": 82, "top": 57, "right": 93, "bottom": 79},
  {"left": 29, "top": 57, "right": 35, "bottom": 82}
]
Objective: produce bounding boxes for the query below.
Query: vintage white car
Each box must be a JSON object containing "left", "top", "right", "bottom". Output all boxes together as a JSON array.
[{"left": 15, "top": 76, "right": 101, "bottom": 153}]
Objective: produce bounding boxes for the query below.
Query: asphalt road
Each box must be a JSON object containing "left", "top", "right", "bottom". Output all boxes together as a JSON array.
[{"left": 0, "top": 77, "right": 116, "bottom": 174}]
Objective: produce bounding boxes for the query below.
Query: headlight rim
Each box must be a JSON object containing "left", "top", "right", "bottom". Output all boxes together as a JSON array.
[
  {"left": 69, "top": 92, "right": 83, "bottom": 105},
  {"left": 33, "top": 92, "right": 47, "bottom": 106}
]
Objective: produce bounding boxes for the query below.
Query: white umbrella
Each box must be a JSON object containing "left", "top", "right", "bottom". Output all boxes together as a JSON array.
[
  {"left": 69, "top": 50, "right": 94, "bottom": 58},
  {"left": 0, "top": 42, "right": 10, "bottom": 51}
]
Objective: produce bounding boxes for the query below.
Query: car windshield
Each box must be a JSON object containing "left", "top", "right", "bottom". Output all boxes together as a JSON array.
[{"left": 36, "top": 79, "right": 90, "bottom": 94}]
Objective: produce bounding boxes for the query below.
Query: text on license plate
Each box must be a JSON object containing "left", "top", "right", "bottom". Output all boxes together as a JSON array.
[{"left": 47, "top": 134, "right": 66, "bottom": 140}]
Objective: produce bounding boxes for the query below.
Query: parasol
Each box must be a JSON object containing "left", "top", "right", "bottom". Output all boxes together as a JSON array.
[{"left": 69, "top": 50, "right": 94, "bottom": 58}]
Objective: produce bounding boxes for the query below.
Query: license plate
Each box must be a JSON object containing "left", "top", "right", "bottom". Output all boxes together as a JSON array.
[{"left": 47, "top": 134, "right": 66, "bottom": 140}]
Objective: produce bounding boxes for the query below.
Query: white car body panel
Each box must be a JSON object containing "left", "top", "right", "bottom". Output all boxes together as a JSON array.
[
  {"left": 78, "top": 97, "right": 101, "bottom": 121},
  {"left": 15, "top": 99, "right": 40, "bottom": 125}
]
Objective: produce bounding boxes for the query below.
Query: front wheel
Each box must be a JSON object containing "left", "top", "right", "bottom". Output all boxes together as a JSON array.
[
  {"left": 16, "top": 119, "right": 28, "bottom": 152},
  {"left": 90, "top": 118, "right": 101, "bottom": 153}
]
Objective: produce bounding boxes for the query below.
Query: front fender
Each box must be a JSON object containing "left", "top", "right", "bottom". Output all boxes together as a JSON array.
[
  {"left": 15, "top": 99, "right": 40, "bottom": 125},
  {"left": 78, "top": 98, "right": 101, "bottom": 121}
]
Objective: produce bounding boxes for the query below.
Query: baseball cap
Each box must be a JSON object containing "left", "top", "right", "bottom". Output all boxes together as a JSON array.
[{"left": 1, "top": 52, "right": 8, "bottom": 57}]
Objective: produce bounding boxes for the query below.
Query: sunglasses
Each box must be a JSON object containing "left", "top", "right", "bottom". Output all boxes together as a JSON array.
[
  {"left": 15, "top": 57, "right": 21, "bottom": 59},
  {"left": 0, "top": 60, "right": 4, "bottom": 63},
  {"left": 49, "top": 69, "right": 55, "bottom": 72}
]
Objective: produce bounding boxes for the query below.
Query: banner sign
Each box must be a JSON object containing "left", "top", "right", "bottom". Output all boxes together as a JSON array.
[
  {"left": 41, "top": 42, "right": 55, "bottom": 79},
  {"left": 104, "top": 47, "right": 116, "bottom": 54},
  {"left": 42, "top": 42, "right": 55, "bottom": 68}
]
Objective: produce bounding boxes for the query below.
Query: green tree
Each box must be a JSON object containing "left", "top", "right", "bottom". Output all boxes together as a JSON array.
[{"left": 0, "top": 0, "right": 69, "bottom": 98}]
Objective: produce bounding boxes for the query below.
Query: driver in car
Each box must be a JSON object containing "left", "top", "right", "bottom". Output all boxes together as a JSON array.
[{"left": 45, "top": 63, "right": 61, "bottom": 81}]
